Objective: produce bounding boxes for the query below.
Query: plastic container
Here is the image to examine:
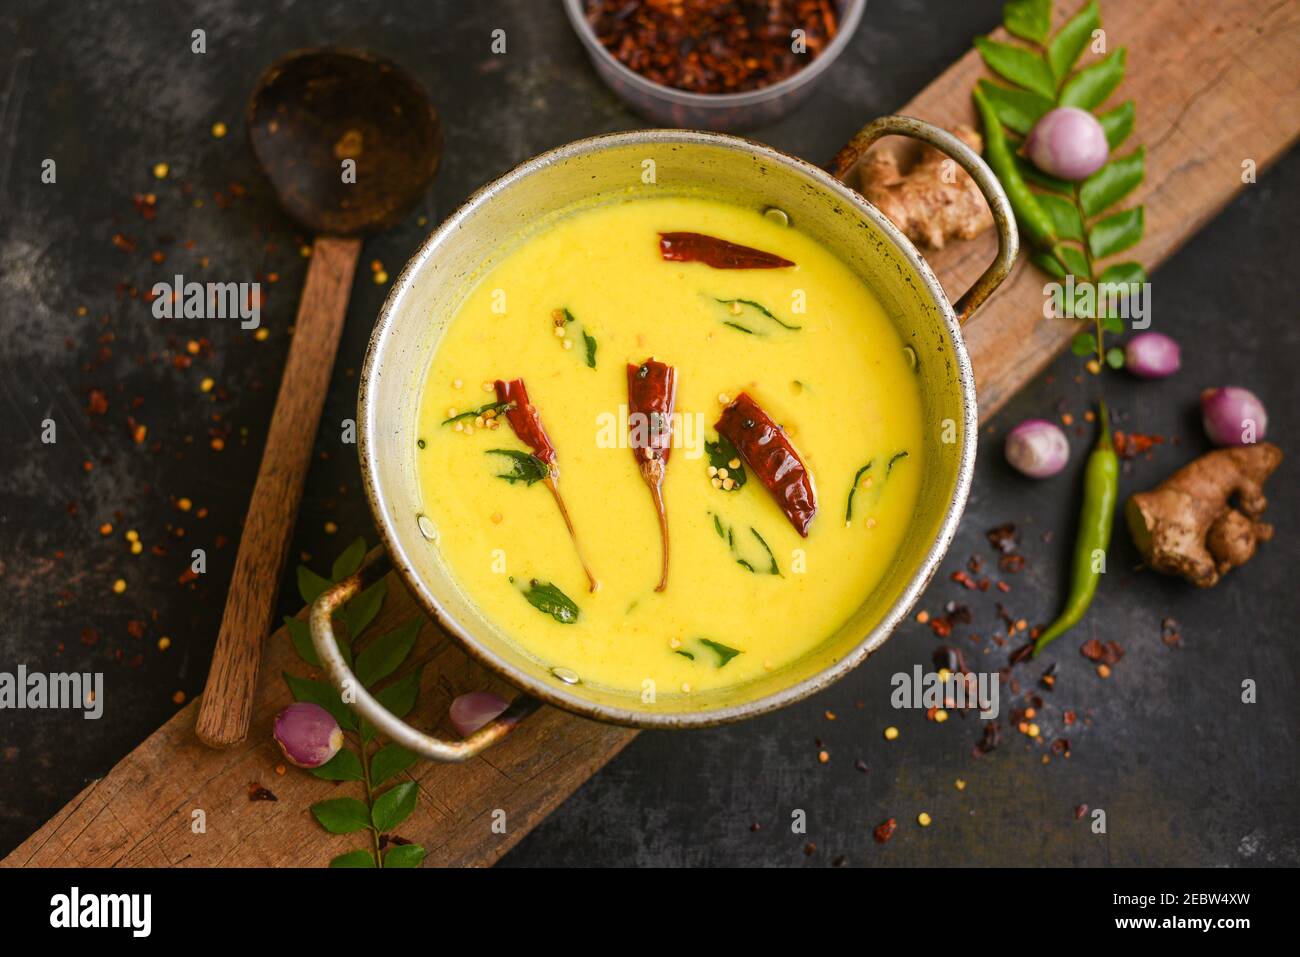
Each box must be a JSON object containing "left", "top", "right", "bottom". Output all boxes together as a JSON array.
[{"left": 563, "top": 0, "right": 866, "bottom": 131}]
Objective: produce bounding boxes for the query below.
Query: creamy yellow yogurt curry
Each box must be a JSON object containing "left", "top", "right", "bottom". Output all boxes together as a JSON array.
[{"left": 415, "top": 197, "right": 923, "bottom": 696}]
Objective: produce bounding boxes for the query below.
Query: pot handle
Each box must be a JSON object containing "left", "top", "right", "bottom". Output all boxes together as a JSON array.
[
  {"left": 309, "top": 553, "right": 539, "bottom": 762},
  {"left": 830, "top": 114, "right": 1018, "bottom": 324}
]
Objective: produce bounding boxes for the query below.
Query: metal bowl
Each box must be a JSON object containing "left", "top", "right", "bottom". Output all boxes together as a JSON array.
[
  {"left": 312, "top": 120, "right": 1016, "bottom": 761},
  {"left": 562, "top": 0, "right": 867, "bottom": 131}
]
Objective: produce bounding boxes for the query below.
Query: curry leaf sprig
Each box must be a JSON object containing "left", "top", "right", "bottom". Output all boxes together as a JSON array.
[
  {"left": 973, "top": 0, "right": 1147, "bottom": 370},
  {"left": 286, "top": 537, "right": 427, "bottom": 868}
]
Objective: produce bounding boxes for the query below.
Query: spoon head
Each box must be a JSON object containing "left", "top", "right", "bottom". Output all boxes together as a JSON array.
[{"left": 247, "top": 48, "right": 442, "bottom": 236}]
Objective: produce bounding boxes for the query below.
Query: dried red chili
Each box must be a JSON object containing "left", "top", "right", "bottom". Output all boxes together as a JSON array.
[
  {"left": 627, "top": 359, "right": 677, "bottom": 591},
  {"left": 585, "top": 0, "right": 840, "bottom": 95},
  {"left": 873, "top": 818, "right": 897, "bottom": 844},
  {"left": 494, "top": 378, "right": 556, "bottom": 464},
  {"left": 659, "top": 232, "right": 794, "bottom": 270},
  {"left": 715, "top": 392, "right": 817, "bottom": 536},
  {"left": 494, "top": 378, "right": 598, "bottom": 591}
]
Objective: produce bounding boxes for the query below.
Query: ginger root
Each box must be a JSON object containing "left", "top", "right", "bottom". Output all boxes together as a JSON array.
[
  {"left": 1126, "top": 442, "right": 1282, "bottom": 587},
  {"left": 852, "top": 125, "right": 993, "bottom": 250}
]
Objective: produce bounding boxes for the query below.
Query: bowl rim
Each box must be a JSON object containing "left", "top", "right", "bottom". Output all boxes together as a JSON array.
[
  {"left": 560, "top": 0, "right": 868, "bottom": 109},
  {"left": 358, "top": 128, "right": 977, "bottom": 729}
]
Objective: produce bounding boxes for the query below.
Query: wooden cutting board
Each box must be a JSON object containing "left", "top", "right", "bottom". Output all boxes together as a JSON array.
[{"left": 6, "top": 0, "right": 1296, "bottom": 868}]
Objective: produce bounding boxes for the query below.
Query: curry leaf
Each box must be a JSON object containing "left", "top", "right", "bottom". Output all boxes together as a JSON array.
[
  {"left": 1060, "top": 47, "right": 1126, "bottom": 110},
  {"left": 384, "top": 844, "right": 427, "bottom": 868},
  {"left": 699, "top": 638, "right": 743, "bottom": 668},
  {"left": 583, "top": 330, "right": 597, "bottom": 369},
  {"left": 520, "top": 579, "right": 580, "bottom": 623},
  {"left": 372, "top": 781, "right": 419, "bottom": 832},
  {"left": 283, "top": 671, "right": 356, "bottom": 730},
  {"left": 1038, "top": 193, "right": 1084, "bottom": 241},
  {"left": 974, "top": 37, "right": 1057, "bottom": 99},
  {"left": 1003, "top": 0, "right": 1052, "bottom": 44},
  {"left": 442, "top": 400, "right": 511, "bottom": 426},
  {"left": 311, "top": 748, "right": 364, "bottom": 782},
  {"left": 1071, "top": 332, "right": 1097, "bottom": 356},
  {"left": 374, "top": 667, "right": 424, "bottom": 719},
  {"left": 297, "top": 566, "right": 333, "bottom": 606},
  {"left": 285, "top": 615, "right": 319, "bottom": 667},
  {"left": 705, "top": 436, "right": 747, "bottom": 489},
  {"left": 331, "top": 536, "right": 367, "bottom": 581},
  {"left": 329, "top": 850, "right": 376, "bottom": 868},
  {"left": 355, "top": 619, "right": 420, "bottom": 687},
  {"left": 716, "top": 297, "right": 801, "bottom": 331},
  {"left": 371, "top": 743, "right": 419, "bottom": 787},
  {"left": 1080, "top": 146, "right": 1145, "bottom": 217},
  {"left": 1088, "top": 207, "right": 1144, "bottom": 259},
  {"left": 344, "top": 578, "right": 387, "bottom": 639},
  {"left": 311, "top": 797, "right": 371, "bottom": 834},
  {"left": 976, "top": 80, "right": 1053, "bottom": 135},
  {"left": 1047, "top": 0, "right": 1100, "bottom": 80},
  {"left": 1098, "top": 100, "right": 1136, "bottom": 149},
  {"left": 486, "top": 448, "right": 550, "bottom": 486}
]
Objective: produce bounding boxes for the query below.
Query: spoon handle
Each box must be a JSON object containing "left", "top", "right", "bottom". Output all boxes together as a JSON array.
[{"left": 196, "top": 236, "right": 362, "bottom": 749}]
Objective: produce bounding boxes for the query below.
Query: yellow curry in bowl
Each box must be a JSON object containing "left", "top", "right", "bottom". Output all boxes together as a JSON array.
[{"left": 414, "top": 196, "right": 924, "bottom": 697}]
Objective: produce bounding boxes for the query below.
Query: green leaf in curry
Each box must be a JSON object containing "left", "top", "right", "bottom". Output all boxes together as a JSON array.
[
  {"left": 698, "top": 638, "right": 743, "bottom": 668},
  {"left": 487, "top": 448, "right": 551, "bottom": 485},
  {"left": 519, "top": 578, "right": 580, "bottom": 623},
  {"left": 705, "top": 435, "right": 747, "bottom": 490},
  {"left": 442, "top": 400, "right": 512, "bottom": 426},
  {"left": 297, "top": 565, "right": 333, "bottom": 606},
  {"left": 715, "top": 297, "right": 801, "bottom": 331}
]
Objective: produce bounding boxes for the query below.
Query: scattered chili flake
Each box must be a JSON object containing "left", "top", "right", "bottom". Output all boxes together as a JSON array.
[
  {"left": 247, "top": 782, "right": 278, "bottom": 802},
  {"left": 111, "top": 232, "right": 137, "bottom": 253},
  {"left": 803, "top": 842, "right": 816, "bottom": 856},
  {"left": 585, "top": 0, "right": 840, "bottom": 95},
  {"left": 1075, "top": 803, "right": 1089, "bottom": 820},
  {"left": 873, "top": 818, "right": 897, "bottom": 844},
  {"left": 1079, "top": 639, "right": 1124, "bottom": 665},
  {"left": 972, "top": 721, "right": 1001, "bottom": 757},
  {"left": 1161, "top": 616, "right": 1182, "bottom": 647},
  {"left": 998, "top": 553, "right": 1026, "bottom": 573},
  {"left": 1113, "top": 430, "right": 1164, "bottom": 459},
  {"left": 950, "top": 569, "right": 978, "bottom": 589},
  {"left": 986, "top": 522, "right": 1018, "bottom": 554}
]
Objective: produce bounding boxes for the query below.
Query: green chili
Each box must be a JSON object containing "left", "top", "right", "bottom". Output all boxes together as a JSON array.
[
  {"left": 972, "top": 88, "right": 1058, "bottom": 252},
  {"left": 1032, "top": 401, "right": 1119, "bottom": 656}
]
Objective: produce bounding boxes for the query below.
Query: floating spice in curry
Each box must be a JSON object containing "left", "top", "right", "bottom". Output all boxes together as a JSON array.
[{"left": 585, "top": 0, "right": 840, "bottom": 95}]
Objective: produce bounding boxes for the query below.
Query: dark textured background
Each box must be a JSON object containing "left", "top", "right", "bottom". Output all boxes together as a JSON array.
[{"left": 0, "top": 0, "right": 1295, "bottom": 866}]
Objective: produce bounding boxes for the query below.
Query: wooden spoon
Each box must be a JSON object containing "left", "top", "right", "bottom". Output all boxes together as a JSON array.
[{"left": 196, "top": 49, "right": 442, "bottom": 749}]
